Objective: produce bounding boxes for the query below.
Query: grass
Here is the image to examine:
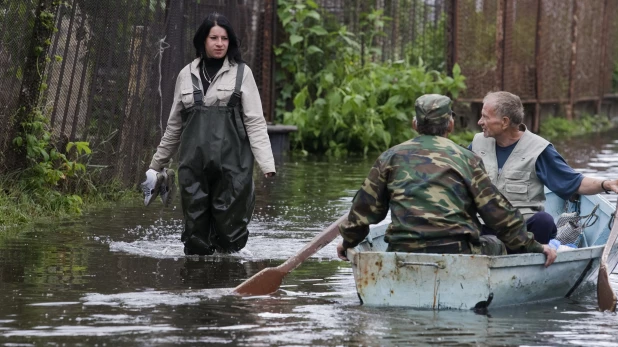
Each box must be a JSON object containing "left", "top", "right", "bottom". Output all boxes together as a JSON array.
[
  {"left": 0, "top": 177, "right": 141, "bottom": 229},
  {"left": 539, "top": 114, "right": 613, "bottom": 141}
]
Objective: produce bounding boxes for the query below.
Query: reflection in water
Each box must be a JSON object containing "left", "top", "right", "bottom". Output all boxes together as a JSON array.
[{"left": 0, "top": 134, "right": 618, "bottom": 345}]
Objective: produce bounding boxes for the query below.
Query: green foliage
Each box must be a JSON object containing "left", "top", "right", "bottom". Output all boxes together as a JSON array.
[
  {"left": 539, "top": 114, "right": 613, "bottom": 141},
  {"left": 0, "top": 173, "right": 141, "bottom": 227},
  {"left": 2, "top": 1, "right": 100, "bottom": 222},
  {"left": 405, "top": 12, "right": 446, "bottom": 71},
  {"left": 11, "top": 107, "right": 92, "bottom": 216},
  {"left": 1, "top": 1, "right": 146, "bottom": 227},
  {"left": 275, "top": 0, "right": 466, "bottom": 156},
  {"left": 448, "top": 129, "right": 476, "bottom": 147}
]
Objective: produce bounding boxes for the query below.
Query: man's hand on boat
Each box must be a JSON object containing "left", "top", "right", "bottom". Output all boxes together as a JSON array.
[
  {"left": 541, "top": 244, "right": 557, "bottom": 267},
  {"left": 337, "top": 242, "right": 349, "bottom": 261}
]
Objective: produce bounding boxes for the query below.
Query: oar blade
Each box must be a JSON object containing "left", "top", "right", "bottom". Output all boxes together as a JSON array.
[
  {"left": 233, "top": 213, "right": 348, "bottom": 296},
  {"left": 598, "top": 199, "right": 618, "bottom": 312},
  {"left": 597, "top": 264, "right": 617, "bottom": 312},
  {"left": 233, "top": 267, "right": 287, "bottom": 296}
]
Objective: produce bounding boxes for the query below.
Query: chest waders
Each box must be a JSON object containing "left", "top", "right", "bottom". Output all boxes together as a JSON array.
[{"left": 178, "top": 63, "right": 255, "bottom": 255}]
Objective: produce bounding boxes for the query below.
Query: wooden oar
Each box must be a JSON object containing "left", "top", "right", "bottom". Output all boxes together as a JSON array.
[
  {"left": 598, "top": 200, "right": 618, "bottom": 312},
  {"left": 234, "top": 213, "right": 348, "bottom": 296}
]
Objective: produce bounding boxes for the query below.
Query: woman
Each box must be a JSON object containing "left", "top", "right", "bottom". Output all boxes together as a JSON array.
[{"left": 145, "top": 12, "right": 276, "bottom": 255}]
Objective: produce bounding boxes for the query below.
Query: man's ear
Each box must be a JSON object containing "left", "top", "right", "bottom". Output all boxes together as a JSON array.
[
  {"left": 447, "top": 117, "right": 455, "bottom": 134},
  {"left": 412, "top": 118, "right": 418, "bottom": 131},
  {"left": 501, "top": 116, "right": 510, "bottom": 129}
]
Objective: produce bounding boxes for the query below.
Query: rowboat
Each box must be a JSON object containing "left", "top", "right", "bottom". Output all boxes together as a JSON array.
[{"left": 347, "top": 189, "right": 618, "bottom": 310}]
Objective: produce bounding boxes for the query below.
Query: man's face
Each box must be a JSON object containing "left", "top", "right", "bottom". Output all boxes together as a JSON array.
[{"left": 478, "top": 102, "right": 505, "bottom": 138}]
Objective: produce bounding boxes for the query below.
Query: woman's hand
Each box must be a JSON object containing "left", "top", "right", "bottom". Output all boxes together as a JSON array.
[{"left": 264, "top": 172, "right": 276, "bottom": 178}]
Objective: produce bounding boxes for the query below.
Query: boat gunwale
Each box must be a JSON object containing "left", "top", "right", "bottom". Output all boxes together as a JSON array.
[{"left": 347, "top": 245, "right": 605, "bottom": 268}]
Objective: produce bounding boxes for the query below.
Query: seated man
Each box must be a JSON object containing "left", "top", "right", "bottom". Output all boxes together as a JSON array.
[
  {"left": 470, "top": 91, "right": 618, "bottom": 246},
  {"left": 336, "top": 94, "right": 556, "bottom": 267}
]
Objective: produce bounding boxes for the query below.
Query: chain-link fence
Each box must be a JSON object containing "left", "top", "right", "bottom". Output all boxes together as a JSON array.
[
  {"left": 317, "top": 0, "right": 447, "bottom": 70},
  {"left": 0, "top": 0, "right": 276, "bottom": 186},
  {"left": 1, "top": 0, "right": 618, "bottom": 187},
  {"left": 0, "top": 0, "right": 41, "bottom": 171},
  {"left": 454, "top": 0, "right": 618, "bottom": 128}
]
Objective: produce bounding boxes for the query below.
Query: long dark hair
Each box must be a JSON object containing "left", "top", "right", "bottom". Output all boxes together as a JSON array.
[{"left": 193, "top": 12, "right": 243, "bottom": 64}]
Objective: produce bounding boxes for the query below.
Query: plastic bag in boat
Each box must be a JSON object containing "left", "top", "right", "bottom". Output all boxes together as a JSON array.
[
  {"left": 554, "top": 204, "right": 599, "bottom": 247},
  {"left": 555, "top": 212, "right": 582, "bottom": 245}
]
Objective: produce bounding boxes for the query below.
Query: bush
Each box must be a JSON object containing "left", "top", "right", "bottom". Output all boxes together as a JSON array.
[
  {"left": 275, "top": 0, "right": 466, "bottom": 156},
  {"left": 448, "top": 130, "right": 476, "bottom": 148},
  {"left": 539, "top": 114, "right": 612, "bottom": 141}
]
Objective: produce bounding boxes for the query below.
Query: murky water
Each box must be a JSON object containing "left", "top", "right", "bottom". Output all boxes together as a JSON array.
[{"left": 1, "top": 132, "right": 618, "bottom": 346}]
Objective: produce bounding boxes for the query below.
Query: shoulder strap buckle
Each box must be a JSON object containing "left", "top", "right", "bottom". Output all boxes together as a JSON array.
[
  {"left": 227, "top": 63, "right": 245, "bottom": 107},
  {"left": 190, "top": 66, "right": 203, "bottom": 106}
]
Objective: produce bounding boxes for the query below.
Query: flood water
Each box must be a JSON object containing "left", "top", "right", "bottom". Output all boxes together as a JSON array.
[{"left": 1, "top": 131, "right": 618, "bottom": 346}]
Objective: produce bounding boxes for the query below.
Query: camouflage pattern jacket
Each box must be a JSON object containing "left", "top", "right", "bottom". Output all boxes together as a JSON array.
[{"left": 339, "top": 135, "right": 543, "bottom": 254}]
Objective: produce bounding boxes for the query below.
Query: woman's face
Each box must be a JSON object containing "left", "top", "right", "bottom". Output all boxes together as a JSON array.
[{"left": 204, "top": 25, "right": 229, "bottom": 59}]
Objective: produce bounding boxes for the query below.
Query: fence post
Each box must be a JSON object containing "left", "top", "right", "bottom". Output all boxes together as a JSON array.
[
  {"left": 597, "top": 0, "right": 610, "bottom": 115},
  {"left": 495, "top": 0, "right": 506, "bottom": 91},
  {"left": 567, "top": 0, "right": 579, "bottom": 121},
  {"left": 6, "top": 0, "right": 60, "bottom": 173},
  {"left": 445, "top": 0, "right": 457, "bottom": 77},
  {"left": 533, "top": 0, "right": 543, "bottom": 133},
  {"left": 118, "top": 26, "right": 147, "bottom": 182},
  {"left": 262, "top": 0, "right": 275, "bottom": 123}
]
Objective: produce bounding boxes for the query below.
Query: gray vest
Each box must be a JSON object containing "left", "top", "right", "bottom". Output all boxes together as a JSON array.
[{"left": 471, "top": 124, "right": 549, "bottom": 218}]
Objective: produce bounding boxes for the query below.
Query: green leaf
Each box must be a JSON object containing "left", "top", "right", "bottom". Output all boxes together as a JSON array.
[
  {"left": 26, "top": 134, "right": 37, "bottom": 146},
  {"left": 353, "top": 94, "right": 365, "bottom": 107},
  {"left": 453, "top": 63, "right": 461, "bottom": 76},
  {"left": 308, "top": 26, "right": 328, "bottom": 36},
  {"left": 306, "top": 45, "right": 323, "bottom": 54},
  {"left": 306, "top": 0, "right": 318, "bottom": 8},
  {"left": 75, "top": 141, "right": 92, "bottom": 155},
  {"left": 38, "top": 148, "right": 49, "bottom": 162},
  {"left": 324, "top": 73, "right": 334, "bottom": 84},
  {"left": 293, "top": 87, "right": 308, "bottom": 109},
  {"left": 306, "top": 10, "right": 321, "bottom": 21},
  {"left": 290, "top": 35, "right": 303, "bottom": 45},
  {"left": 281, "top": 15, "right": 294, "bottom": 27}
]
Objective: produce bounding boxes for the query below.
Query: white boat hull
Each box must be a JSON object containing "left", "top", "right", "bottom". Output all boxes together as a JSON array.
[{"left": 348, "top": 191, "right": 618, "bottom": 309}]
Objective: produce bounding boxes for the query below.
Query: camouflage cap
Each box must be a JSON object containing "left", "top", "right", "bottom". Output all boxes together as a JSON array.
[{"left": 414, "top": 94, "right": 453, "bottom": 125}]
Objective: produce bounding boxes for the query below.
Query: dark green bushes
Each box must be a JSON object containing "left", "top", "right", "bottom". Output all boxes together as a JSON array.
[{"left": 275, "top": 0, "right": 466, "bottom": 156}]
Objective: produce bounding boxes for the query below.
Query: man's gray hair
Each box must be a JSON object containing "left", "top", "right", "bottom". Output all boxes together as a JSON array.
[
  {"left": 483, "top": 91, "right": 524, "bottom": 127},
  {"left": 415, "top": 116, "right": 451, "bottom": 136}
]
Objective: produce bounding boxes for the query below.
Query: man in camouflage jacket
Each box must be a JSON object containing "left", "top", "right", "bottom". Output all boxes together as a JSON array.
[{"left": 336, "top": 94, "right": 556, "bottom": 267}]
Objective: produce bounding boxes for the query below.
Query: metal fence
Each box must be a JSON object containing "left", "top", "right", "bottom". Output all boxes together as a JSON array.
[
  {"left": 0, "top": 0, "right": 276, "bottom": 185},
  {"left": 317, "top": 0, "right": 446, "bottom": 69},
  {"left": 0, "top": 0, "right": 41, "bottom": 171},
  {"left": 452, "top": 0, "right": 618, "bottom": 131},
  {"left": 1, "top": 0, "right": 618, "bottom": 186}
]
